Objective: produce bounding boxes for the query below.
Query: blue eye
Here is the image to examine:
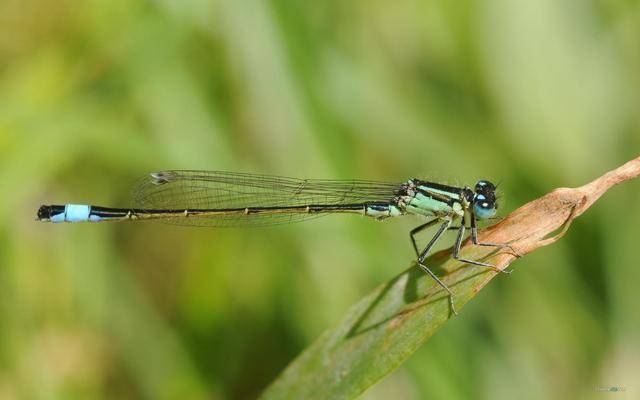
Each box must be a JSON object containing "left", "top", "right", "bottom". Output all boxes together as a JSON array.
[
  {"left": 474, "top": 200, "right": 497, "bottom": 219},
  {"left": 473, "top": 189, "right": 498, "bottom": 219}
]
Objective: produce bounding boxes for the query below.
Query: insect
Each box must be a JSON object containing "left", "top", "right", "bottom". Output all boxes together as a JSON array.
[{"left": 37, "top": 170, "right": 512, "bottom": 314}]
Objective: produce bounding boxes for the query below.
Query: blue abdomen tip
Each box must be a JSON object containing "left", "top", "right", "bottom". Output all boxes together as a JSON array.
[{"left": 48, "top": 204, "right": 92, "bottom": 222}]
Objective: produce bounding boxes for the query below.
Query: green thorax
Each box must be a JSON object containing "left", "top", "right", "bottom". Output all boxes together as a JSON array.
[{"left": 397, "top": 180, "right": 472, "bottom": 218}]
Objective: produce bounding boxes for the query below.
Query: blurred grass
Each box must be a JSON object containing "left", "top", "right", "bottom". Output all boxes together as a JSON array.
[{"left": 1, "top": 0, "right": 639, "bottom": 398}]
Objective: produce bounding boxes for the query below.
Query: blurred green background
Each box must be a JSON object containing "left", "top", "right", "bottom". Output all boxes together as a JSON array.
[{"left": 1, "top": 0, "right": 639, "bottom": 398}]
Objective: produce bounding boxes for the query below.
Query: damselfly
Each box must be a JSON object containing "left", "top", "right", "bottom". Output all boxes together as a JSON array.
[{"left": 37, "top": 170, "right": 511, "bottom": 315}]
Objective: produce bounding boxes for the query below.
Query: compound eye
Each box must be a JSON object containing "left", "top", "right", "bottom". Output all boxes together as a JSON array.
[
  {"left": 474, "top": 194, "right": 497, "bottom": 219},
  {"left": 475, "top": 180, "right": 496, "bottom": 192}
]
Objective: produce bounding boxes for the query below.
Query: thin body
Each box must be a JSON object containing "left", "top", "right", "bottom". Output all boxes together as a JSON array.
[
  {"left": 37, "top": 170, "right": 509, "bottom": 315},
  {"left": 41, "top": 202, "right": 401, "bottom": 222}
]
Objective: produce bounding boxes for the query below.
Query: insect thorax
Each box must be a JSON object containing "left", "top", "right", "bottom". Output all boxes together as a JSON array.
[{"left": 396, "top": 179, "right": 468, "bottom": 218}]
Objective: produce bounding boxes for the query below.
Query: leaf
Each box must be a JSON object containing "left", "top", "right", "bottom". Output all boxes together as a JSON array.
[{"left": 261, "top": 156, "right": 640, "bottom": 400}]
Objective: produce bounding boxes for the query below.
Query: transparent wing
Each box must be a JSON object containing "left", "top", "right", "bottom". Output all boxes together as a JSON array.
[{"left": 132, "top": 170, "right": 402, "bottom": 227}]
